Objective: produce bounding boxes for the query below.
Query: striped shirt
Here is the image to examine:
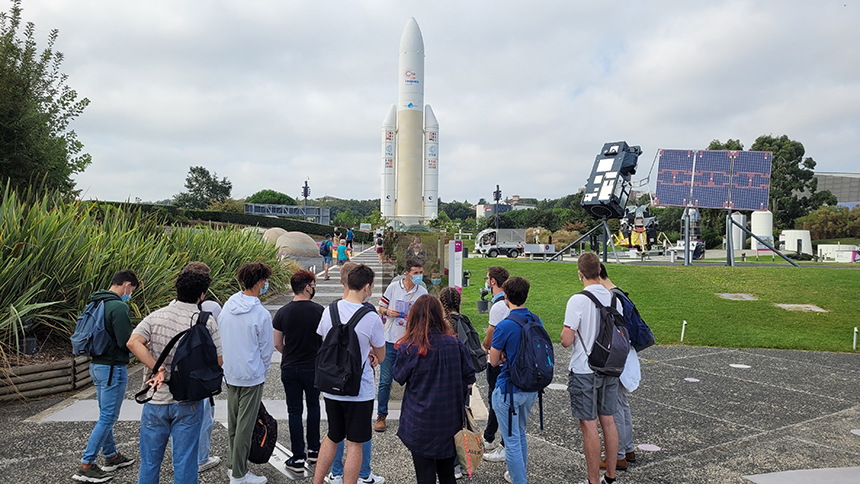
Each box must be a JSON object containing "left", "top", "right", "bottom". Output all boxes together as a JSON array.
[{"left": 133, "top": 300, "right": 222, "bottom": 404}]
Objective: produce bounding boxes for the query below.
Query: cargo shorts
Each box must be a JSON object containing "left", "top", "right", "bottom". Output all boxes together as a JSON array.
[{"left": 568, "top": 371, "right": 619, "bottom": 421}]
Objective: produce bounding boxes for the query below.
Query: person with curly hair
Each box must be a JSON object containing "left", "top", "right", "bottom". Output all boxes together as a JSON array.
[
  {"left": 127, "top": 270, "right": 222, "bottom": 484},
  {"left": 219, "top": 262, "right": 275, "bottom": 484}
]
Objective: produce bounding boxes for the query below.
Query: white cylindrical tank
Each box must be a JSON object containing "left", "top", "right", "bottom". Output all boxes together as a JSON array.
[
  {"left": 381, "top": 104, "right": 397, "bottom": 220},
  {"left": 751, "top": 210, "right": 774, "bottom": 249},
  {"left": 422, "top": 104, "right": 439, "bottom": 220},
  {"left": 782, "top": 230, "right": 813, "bottom": 255},
  {"left": 731, "top": 212, "right": 746, "bottom": 250}
]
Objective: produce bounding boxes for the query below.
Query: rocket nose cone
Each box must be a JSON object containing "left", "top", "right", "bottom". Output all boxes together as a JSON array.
[
  {"left": 400, "top": 17, "right": 424, "bottom": 54},
  {"left": 424, "top": 105, "right": 439, "bottom": 128}
]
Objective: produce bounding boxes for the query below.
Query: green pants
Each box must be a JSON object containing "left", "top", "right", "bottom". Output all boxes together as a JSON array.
[{"left": 226, "top": 382, "right": 265, "bottom": 478}]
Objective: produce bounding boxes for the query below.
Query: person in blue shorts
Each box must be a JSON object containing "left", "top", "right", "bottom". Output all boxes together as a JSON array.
[{"left": 322, "top": 234, "right": 333, "bottom": 281}]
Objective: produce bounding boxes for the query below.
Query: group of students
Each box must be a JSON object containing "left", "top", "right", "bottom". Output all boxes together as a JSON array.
[
  {"left": 73, "top": 249, "right": 644, "bottom": 484},
  {"left": 74, "top": 261, "right": 279, "bottom": 484},
  {"left": 478, "top": 253, "right": 644, "bottom": 484}
]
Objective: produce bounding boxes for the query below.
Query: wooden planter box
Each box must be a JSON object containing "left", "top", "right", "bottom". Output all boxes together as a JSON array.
[{"left": 0, "top": 356, "right": 91, "bottom": 402}]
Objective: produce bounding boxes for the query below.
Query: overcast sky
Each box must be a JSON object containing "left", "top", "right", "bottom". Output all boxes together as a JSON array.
[{"left": 19, "top": 0, "right": 860, "bottom": 204}]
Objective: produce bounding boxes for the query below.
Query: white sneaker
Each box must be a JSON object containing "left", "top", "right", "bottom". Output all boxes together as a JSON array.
[
  {"left": 360, "top": 472, "right": 385, "bottom": 484},
  {"left": 484, "top": 440, "right": 498, "bottom": 451},
  {"left": 454, "top": 464, "right": 463, "bottom": 479},
  {"left": 484, "top": 445, "right": 506, "bottom": 462},
  {"left": 198, "top": 456, "right": 220, "bottom": 473},
  {"left": 241, "top": 471, "right": 267, "bottom": 484},
  {"left": 324, "top": 472, "right": 343, "bottom": 484},
  {"left": 504, "top": 470, "right": 513, "bottom": 483}
]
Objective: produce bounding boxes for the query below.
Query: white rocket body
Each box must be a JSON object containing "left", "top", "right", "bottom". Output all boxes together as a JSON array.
[
  {"left": 381, "top": 105, "right": 396, "bottom": 219},
  {"left": 380, "top": 17, "right": 438, "bottom": 226},
  {"left": 423, "top": 105, "right": 439, "bottom": 219}
]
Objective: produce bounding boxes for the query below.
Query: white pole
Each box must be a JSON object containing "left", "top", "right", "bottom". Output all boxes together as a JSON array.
[
  {"left": 681, "top": 320, "right": 687, "bottom": 342},
  {"left": 854, "top": 327, "right": 857, "bottom": 351}
]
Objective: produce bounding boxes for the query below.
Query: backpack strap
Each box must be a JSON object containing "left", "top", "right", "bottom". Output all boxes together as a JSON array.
[
  {"left": 134, "top": 310, "right": 208, "bottom": 404},
  {"left": 574, "top": 290, "right": 603, "bottom": 358},
  {"left": 134, "top": 326, "right": 189, "bottom": 404}
]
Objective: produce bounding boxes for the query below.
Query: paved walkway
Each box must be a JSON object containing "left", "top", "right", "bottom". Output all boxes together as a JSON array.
[{"left": 2, "top": 248, "right": 859, "bottom": 482}]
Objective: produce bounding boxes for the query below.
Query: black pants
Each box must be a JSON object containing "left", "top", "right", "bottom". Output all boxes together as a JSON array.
[
  {"left": 411, "top": 452, "right": 456, "bottom": 484},
  {"left": 484, "top": 363, "right": 503, "bottom": 445}
]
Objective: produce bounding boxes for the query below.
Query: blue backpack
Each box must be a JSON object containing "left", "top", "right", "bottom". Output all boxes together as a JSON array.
[
  {"left": 506, "top": 311, "right": 554, "bottom": 434},
  {"left": 610, "top": 288, "right": 655, "bottom": 352},
  {"left": 71, "top": 301, "right": 110, "bottom": 356}
]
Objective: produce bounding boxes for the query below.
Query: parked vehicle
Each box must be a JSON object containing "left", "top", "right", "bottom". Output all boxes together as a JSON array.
[{"left": 474, "top": 228, "right": 525, "bottom": 258}]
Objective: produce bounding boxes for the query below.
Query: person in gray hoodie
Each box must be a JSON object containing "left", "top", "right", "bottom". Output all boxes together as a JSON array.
[{"left": 219, "top": 262, "right": 275, "bottom": 484}]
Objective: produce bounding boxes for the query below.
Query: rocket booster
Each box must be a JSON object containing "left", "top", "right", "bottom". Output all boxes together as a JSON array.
[{"left": 380, "top": 17, "right": 438, "bottom": 226}]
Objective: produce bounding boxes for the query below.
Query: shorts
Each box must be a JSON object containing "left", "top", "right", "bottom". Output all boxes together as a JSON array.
[
  {"left": 376, "top": 247, "right": 383, "bottom": 254},
  {"left": 324, "top": 255, "right": 332, "bottom": 264},
  {"left": 337, "top": 259, "right": 346, "bottom": 266},
  {"left": 324, "top": 398, "right": 374, "bottom": 443},
  {"left": 568, "top": 371, "right": 619, "bottom": 421}
]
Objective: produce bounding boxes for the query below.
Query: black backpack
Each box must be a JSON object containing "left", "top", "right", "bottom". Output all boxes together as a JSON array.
[
  {"left": 315, "top": 300, "right": 373, "bottom": 396},
  {"left": 451, "top": 313, "right": 487, "bottom": 373},
  {"left": 610, "top": 287, "right": 655, "bottom": 352},
  {"left": 576, "top": 291, "right": 630, "bottom": 377},
  {"left": 320, "top": 240, "right": 331, "bottom": 256},
  {"left": 249, "top": 402, "right": 278, "bottom": 464},
  {"left": 135, "top": 311, "right": 224, "bottom": 403},
  {"left": 506, "top": 312, "right": 554, "bottom": 434}
]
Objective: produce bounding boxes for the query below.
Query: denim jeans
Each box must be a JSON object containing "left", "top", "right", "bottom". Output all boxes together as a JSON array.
[
  {"left": 331, "top": 439, "right": 372, "bottom": 479},
  {"left": 492, "top": 387, "right": 537, "bottom": 484},
  {"left": 138, "top": 401, "right": 203, "bottom": 484},
  {"left": 82, "top": 364, "right": 128, "bottom": 464},
  {"left": 281, "top": 366, "right": 321, "bottom": 459},
  {"left": 376, "top": 342, "right": 398, "bottom": 415},
  {"left": 197, "top": 397, "right": 215, "bottom": 465}
]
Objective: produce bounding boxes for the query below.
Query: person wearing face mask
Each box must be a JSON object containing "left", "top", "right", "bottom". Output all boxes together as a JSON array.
[
  {"left": 273, "top": 270, "right": 324, "bottom": 475},
  {"left": 219, "top": 262, "right": 275, "bottom": 484},
  {"left": 374, "top": 259, "right": 427, "bottom": 432},
  {"left": 73, "top": 270, "right": 139, "bottom": 483},
  {"left": 404, "top": 236, "right": 427, "bottom": 263}
]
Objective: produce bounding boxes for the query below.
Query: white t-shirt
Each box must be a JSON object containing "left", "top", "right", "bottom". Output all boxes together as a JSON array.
[
  {"left": 200, "top": 300, "right": 222, "bottom": 320},
  {"left": 379, "top": 279, "right": 427, "bottom": 343},
  {"left": 563, "top": 284, "right": 623, "bottom": 374},
  {"left": 488, "top": 292, "right": 509, "bottom": 327},
  {"left": 316, "top": 300, "right": 385, "bottom": 402}
]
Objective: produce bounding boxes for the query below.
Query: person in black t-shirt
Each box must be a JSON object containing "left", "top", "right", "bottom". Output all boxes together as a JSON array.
[{"left": 273, "top": 270, "right": 324, "bottom": 474}]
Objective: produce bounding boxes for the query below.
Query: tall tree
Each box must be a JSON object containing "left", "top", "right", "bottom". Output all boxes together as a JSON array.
[
  {"left": 246, "top": 189, "right": 296, "bottom": 206},
  {"left": 0, "top": 0, "right": 91, "bottom": 197},
  {"left": 750, "top": 135, "right": 836, "bottom": 228},
  {"left": 707, "top": 139, "right": 744, "bottom": 151},
  {"left": 172, "top": 166, "right": 232, "bottom": 209}
]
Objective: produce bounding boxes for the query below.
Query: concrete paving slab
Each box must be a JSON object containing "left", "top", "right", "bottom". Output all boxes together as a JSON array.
[{"left": 745, "top": 467, "right": 860, "bottom": 483}]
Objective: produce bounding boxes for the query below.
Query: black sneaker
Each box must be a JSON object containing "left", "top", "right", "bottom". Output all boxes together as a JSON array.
[
  {"left": 285, "top": 456, "right": 306, "bottom": 473},
  {"left": 102, "top": 452, "right": 134, "bottom": 471},
  {"left": 72, "top": 465, "right": 113, "bottom": 483},
  {"left": 307, "top": 450, "right": 319, "bottom": 464}
]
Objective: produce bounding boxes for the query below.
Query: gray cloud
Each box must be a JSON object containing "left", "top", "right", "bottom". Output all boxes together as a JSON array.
[{"left": 20, "top": 0, "right": 859, "bottom": 204}]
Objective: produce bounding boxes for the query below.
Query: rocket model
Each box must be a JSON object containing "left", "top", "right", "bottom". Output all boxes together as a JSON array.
[{"left": 381, "top": 17, "right": 438, "bottom": 226}]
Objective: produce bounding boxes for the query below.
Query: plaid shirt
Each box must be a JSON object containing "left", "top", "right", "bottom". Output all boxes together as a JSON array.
[{"left": 393, "top": 331, "right": 476, "bottom": 458}]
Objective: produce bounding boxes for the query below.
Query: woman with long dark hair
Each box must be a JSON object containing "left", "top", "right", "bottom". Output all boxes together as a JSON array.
[{"left": 393, "top": 295, "right": 476, "bottom": 484}]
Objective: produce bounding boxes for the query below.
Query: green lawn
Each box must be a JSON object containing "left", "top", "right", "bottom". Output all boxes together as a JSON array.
[{"left": 459, "top": 258, "right": 860, "bottom": 353}]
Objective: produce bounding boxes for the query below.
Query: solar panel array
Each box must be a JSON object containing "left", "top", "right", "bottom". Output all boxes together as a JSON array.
[{"left": 655, "top": 150, "right": 771, "bottom": 210}]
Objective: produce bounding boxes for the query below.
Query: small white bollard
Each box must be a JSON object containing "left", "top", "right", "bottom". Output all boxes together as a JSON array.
[
  {"left": 681, "top": 320, "right": 687, "bottom": 342},
  {"left": 854, "top": 327, "right": 858, "bottom": 351}
]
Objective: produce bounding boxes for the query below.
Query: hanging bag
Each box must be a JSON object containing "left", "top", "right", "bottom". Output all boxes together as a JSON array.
[{"left": 454, "top": 406, "right": 483, "bottom": 476}]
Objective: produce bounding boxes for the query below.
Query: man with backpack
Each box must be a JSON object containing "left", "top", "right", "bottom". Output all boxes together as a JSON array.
[
  {"left": 560, "top": 252, "right": 623, "bottom": 484},
  {"left": 219, "top": 262, "right": 275, "bottom": 484},
  {"left": 598, "top": 264, "right": 648, "bottom": 472},
  {"left": 313, "top": 264, "right": 385, "bottom": 484},
  {"left": 480, "top": 266, "right": 510, "bottom": 463},
  {"left": 127, "top": 269, "right": 223, "bottom": 484},
  {"left": 489, "top": 276, "right": 551, "bottom": 484},
  {"left": 73, "top": 270, "right": 139, "bottom": 483},
  {"left": 321, "top": 234, "right": 334, "bottom": 281}
]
